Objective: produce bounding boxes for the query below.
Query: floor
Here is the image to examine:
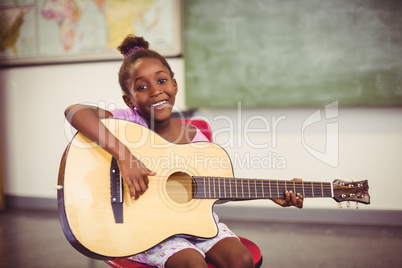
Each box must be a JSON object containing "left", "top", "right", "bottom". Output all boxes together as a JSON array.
[{"left": 0, "top": 209, "right": 401, "bottom": 268}]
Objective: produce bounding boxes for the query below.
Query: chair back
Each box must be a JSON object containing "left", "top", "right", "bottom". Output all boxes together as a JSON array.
[{"left": 177, "top": 119, "right": 213, "bottom": 142}]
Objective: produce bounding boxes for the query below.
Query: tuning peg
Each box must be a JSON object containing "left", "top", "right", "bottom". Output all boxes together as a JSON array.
[
  {"left": 337, "top": 203, "right": 343, "bottom": 209},
  {"left": 356, "top": 202, "right": 359, "bottom": 209},
  {"left": 346, "top": 201, "right": 350, "bottom": 208}
]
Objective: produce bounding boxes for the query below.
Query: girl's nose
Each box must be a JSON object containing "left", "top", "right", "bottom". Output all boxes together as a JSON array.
[{"left": 150, "top": 87, "right": 163, "bottom": 98}]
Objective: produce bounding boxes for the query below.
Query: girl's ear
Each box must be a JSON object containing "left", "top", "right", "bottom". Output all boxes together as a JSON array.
[
  {"left": 173, "top": 79, "right": 178, "bottom": 95},
  {"left": 123, "top": 94, "right": 134, "bottom": 109}
]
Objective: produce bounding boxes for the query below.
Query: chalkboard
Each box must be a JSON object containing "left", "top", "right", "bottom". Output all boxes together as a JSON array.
[{"left": 184, "top": 0, "right": 402, "bottom": 108}]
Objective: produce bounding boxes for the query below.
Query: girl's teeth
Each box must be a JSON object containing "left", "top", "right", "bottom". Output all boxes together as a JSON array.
[{"left": 151, "top": 101, "right": 167, "bottom": 107}]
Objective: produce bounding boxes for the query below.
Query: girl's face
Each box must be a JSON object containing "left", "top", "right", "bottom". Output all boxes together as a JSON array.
[{"left": 124, "top": 58, "right": 177, "bottom": 124}]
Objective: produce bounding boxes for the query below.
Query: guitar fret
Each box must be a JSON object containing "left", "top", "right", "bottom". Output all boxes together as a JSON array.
[
  {"left": 209, "top": 178, "right": 215, "bottom": 197},
  {"left": 223, "top": 178, "right": 226, "bottom": 198},
  {"left": 245, "top": 180, "right": 248, "bottom": 198},
  {"left": 322, "top": 182, "right": 332, "bottom": 197},
  {"left": 303, "top": 182, "right": 312, "bottom": 197},
  {"left": 209, "top": 177, "right": 212, "bottom": 198},
  {"left": 247, "top": 180, "right": 251, "bottom": 198},
  {"left": 250, "top": 180, "right": 253, "bottom": 198},
  {"left": 215, "top": 178, "right": 221, "bottom": 198},
  {"left": 311, "top": 182, "right": 314, "bottom": 197},
  {"left": 241, "top": 179, "right": 244, "bottom": 198},
  {"left": 234, "top": 178, "right": 238, "bottom": 198},
  {"left": 239, "top": 179, "right": 243, "bottom": 198},
  {"left": 212, "top": 177, "right": 216, "bottom": 198},
  {"left": 210, "top": 177, "right": 214, "bottom": 198},
  {"left": 205, "top": 177, "right": 209, "bottom": 198},
  {"left": 230, "top": 177, "right": 234, "bottom": 198},
  {"left": 218, "top": 177, "right": 221, "bottom": 198},
  {"left": 321, "top": 182, "right": 324, "bottom": 197},
  {"left": 262, "top": 180, "right": 265, "bottom": 198},
  {"left": 244, "top": 179, "right": 247, "bottom": 198},
  {"left": 296, "top": 182, "right": 303, "bottom": 196},
  {"left": 254, "top": 180, "right": 258, "bottom": 199},
  {"left": 269, "top": 180, "right": 272, "bottom": 198},
  {"left": 203, "top": 177, "right": 207, "bottom": 198},
  {"left": 214, "top": 177, "right": 219, "bottom": 198},
  {"left": 276, "top": 180, "right": 279, "bottom": 198},
  {"left": 245, "top": 179, "right": 248, "bottom": 198},
  {"left": 205, "top": 177, "right": 208, "bottom": 198},
  {"left": 227, "top": 178, "right": 230, "bottom": 198},
  {"left": 251, "top": 179, "right": 254, "bottom": 199},
  {"left": 279, "top": 181, "right": 286, "bottom": 198},
  {"left": 237, "top": 178, "right": 240, "bottom": 198},
  {"left": 261, "top": 180, "right": 264, "bottom": 198},
  {"left": 313, "top": 182, "right": 321, "bottom": 197},
  {"left": 263, "top": 180, "right": 266, "bottom": 198},
  {"left": 210, "top": 177, "right": 213, "bottom": 198},
  {"left": 250, "top": 179, "right": 258, "bottom": 198},
  {"left": 302, "top": 181, "right": 305, "bottom": 197},
  {"left": 216, "top": 178, "right": 220, "bottom": 198},
  {"left": 225, "top": 177, "right": 230, "bottom": 198}
]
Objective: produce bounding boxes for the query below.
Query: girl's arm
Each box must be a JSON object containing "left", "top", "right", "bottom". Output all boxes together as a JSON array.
[{"left": 64, "top": 104, "right": 155, "bottom": 199}]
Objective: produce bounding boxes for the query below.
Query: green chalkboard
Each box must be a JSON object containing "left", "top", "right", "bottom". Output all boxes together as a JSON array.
[{"left": 184, "top": 0, "right": 402, "bottom": 108}]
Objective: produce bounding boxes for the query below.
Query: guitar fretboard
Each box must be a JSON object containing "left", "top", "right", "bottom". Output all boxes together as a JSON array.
[{"left": 192, "top": 176, "right": 333, "bottom": 199}]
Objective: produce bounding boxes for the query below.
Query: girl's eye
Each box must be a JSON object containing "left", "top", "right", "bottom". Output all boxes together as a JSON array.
[
  {"left": 137, "top": 85, "right": 147, "bottom": 91},
  {"left": 158, "top": 78, "right": 167, "bottom": 84}
]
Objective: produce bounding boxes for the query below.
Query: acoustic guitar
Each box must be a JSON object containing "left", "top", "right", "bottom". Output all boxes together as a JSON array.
[{"left": 57, "top": 119, "right": 370, "bottom": 260}]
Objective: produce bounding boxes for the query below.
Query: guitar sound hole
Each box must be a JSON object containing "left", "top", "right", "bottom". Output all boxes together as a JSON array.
[{"left": 166, "top": 172, "right": 195, "bottom": 204}]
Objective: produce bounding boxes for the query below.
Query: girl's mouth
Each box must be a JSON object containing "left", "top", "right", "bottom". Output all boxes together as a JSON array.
[{"left": 150, "top": 100, "right": 167, "bottom": 109}]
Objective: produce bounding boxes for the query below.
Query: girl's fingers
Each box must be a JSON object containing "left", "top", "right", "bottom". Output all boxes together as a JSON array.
[
  {"left": 133, "top": 180, "right": 143, "bottom": 200},
  {"left": 290, "top": 191, "right": 297, "bottom": 205},
  {"left": 298, "top": 193, "right": 304, "bottom": 208},
  {"left": 285, "top": 191, "right": 291, "bottom": 204},
  {"left": 126, "top": 180, "right": 135, "bottom": 199}
]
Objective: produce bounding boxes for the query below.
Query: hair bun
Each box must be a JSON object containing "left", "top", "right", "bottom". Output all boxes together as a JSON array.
[{"left": 117, "top": 35, "right": 149, "bottom": 57}]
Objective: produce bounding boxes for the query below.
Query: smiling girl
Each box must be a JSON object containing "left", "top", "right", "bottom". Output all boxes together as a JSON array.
[{"left": 65, "top": 35, "right": 302, "bottom": 268}]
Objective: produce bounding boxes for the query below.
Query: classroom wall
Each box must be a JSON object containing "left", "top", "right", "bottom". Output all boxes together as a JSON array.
[{"left": 0, "top": 59, "right": 401, "bottom": 217}]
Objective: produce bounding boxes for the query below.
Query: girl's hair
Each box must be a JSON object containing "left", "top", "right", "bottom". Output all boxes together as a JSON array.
[{"left": 117, "top": 35, "right": 174, "bottom": 94}]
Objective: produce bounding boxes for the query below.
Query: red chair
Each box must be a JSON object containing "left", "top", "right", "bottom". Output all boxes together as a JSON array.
[
  {"left": 105, "top": 237, "right": 262, "bottom": 268},
  {"left": 178, "top": 119, "right": 213, "bottom": 142},
  {"left": 105, "top": 120, "right": 263, "bottom": 268}
]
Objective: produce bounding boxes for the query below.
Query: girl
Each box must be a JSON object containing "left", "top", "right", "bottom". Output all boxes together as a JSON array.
[{"left": 65, "top": 35, "right": 303, "bottom": 268}]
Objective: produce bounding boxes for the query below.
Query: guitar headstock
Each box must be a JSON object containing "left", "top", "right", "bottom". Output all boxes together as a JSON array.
[{"left": 332, "top": 179, "right": 370, "bottom": 205}]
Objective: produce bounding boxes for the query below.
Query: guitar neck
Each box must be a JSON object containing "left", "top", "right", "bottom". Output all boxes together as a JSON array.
[{"left": 192, "top": 176, "right": 333, "bottom": 200}]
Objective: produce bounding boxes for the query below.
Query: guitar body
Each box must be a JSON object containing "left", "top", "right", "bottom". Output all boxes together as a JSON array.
[{"left": 57, "top": 119, "right": 234, "bottom": 259}]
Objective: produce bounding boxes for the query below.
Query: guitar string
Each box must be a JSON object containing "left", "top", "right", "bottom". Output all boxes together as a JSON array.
[
  {"left": 114, "top": 173, "right": 335, "bottom": 188},
  {"left": 115, "top": 179, "right": 334, "bottom": 190},
  {"left": 116, "top": 173, "right": 334, "bottom": 185},
  {"left": 114, "top": 173, "right": 354, "bottom": 188},
  {"left": 113, "top": 174, "right": 337, "bottom": 198},
  {"left": 125, "top": 191, "right": 332, "bottom": 198},
  {"left": 116, "top": 179, "right": 333, "bottom": 198}
]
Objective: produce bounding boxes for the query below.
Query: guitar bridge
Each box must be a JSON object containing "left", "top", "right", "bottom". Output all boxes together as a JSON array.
[{"left": 110, "top": 157, "right": 123, "bottom": 223}]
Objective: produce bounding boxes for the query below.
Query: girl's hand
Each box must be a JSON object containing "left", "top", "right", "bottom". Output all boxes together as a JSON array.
[
  {"left": 64, "top": 104, "right": 156, "bottom": 200},
  {"left": 118, "top": 154, "right": 156, "bottom": 200},
  {"left": 271, "top": 178, "right": 304, "bottom": 209}
]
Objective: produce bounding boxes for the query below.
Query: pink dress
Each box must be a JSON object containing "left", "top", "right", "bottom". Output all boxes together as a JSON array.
[
  {"left": 110, "top": 108, "right": 238, "bottom": 268},
  {"left": 111, "top": 107, "right": 209, "bottom": 142}
]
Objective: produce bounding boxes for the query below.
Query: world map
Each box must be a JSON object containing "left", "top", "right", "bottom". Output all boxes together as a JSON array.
[{"left": 0, "top": 0, "right": 181, "bottom": 65}]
